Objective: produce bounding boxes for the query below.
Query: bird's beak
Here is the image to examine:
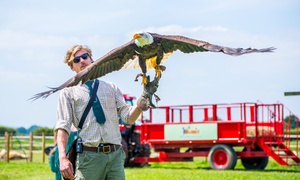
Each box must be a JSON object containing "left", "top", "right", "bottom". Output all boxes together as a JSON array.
[{"left": 133, "top": 33, "right": 141, "bottom": 39}]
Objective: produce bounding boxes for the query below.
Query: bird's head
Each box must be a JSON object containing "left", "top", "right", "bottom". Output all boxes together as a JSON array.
[{"left": 133, "top": 32, "right": 154, "bottom": 47}]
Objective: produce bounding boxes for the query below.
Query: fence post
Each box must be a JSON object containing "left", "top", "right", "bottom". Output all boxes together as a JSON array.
[
  {"left": 42, "top": 132, "right": 45, "bottom": 163},
  {"left": 5, "top": 132, "right": 10, "bottom": 162},
  {"left": 29, "top": 132, "right": 33, "bottom": 162},
  {"left": 10, "top": 133, "right": 13, "bottom": 150}
]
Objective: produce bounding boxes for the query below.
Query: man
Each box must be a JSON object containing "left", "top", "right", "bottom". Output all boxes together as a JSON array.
[{"left": 55, "top": 45, "right": 153, "bottom": 180}]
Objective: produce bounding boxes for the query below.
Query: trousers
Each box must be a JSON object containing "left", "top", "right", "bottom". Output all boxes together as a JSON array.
[{"left": 75, "top": 147, "right": 126, "bottom": 180}]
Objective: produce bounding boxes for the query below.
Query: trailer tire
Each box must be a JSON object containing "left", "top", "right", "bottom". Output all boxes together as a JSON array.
[
  {"left": 208, "top": 144, "right": 237, "bottom": 170},
  {"left": 241, "top": 147, "right": 268, "bottom": 170}
]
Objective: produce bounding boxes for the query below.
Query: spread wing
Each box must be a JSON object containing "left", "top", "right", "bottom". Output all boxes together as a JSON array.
[
  {"left": 30, "top": 40, "right": 137, "bottom": 100},
  {"left": 150, "top": 33, "right": 275, "bottom": 55}
]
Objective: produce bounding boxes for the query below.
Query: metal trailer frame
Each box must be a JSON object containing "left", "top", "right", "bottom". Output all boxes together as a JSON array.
[{"left": 129, "top": 102, "right": 300, "bottom": 170}]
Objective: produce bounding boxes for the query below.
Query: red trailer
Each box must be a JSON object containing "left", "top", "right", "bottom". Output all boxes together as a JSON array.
[{"left": 122, "top": 102, "right": 300, "bottom": 170}]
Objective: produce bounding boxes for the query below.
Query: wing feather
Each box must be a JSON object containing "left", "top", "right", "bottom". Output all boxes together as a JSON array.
[
  {"left": 30, "top": 40, "right": 137, "bottom": 100},
  {"left": 150, "top": 33, "right": 275, "bottom": 55}
]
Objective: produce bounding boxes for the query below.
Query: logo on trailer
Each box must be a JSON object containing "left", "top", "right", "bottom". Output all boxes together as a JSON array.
[
  {"left": 182, "top": 126, "right": 200, "bottom": 135},
  {"left": 165, "top": 124, "right": 217, "bottom": 141}
]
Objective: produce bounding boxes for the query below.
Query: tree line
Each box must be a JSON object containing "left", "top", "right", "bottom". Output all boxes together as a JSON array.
[
  {"left": 0, "top": 115, "right": 298, "bottom": 136},
  {"left": 0, "top": 126, "right": 54, "bottom": 136},
  {"left": 284, "top": 115, "right": 300, "bottom": 129}
]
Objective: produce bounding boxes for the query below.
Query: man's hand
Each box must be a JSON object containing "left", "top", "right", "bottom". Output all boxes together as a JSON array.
[
  {"left": 60, "top": 156, "right": 74, "bottom": 180},
  {"left": 57, "top": 129, "right": 74, "bottom": 180},
  {"left": 137, "top": 76, "right": 160, "bottom": 111}
]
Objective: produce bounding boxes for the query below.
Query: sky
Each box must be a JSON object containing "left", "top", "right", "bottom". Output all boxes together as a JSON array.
[{"left": 0, "top": 0, "right": 299, "bottom": 129}]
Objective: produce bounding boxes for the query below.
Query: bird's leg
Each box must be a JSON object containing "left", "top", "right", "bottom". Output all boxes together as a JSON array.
[
  {"left": 155, "top": 65, "right": 166, "bottom": 80},
  {"left": 134, "top": 73, "right": 143, "bottom": 82},
  {"left": 142, "top": 73, "right": 148, "bottom": 85}
]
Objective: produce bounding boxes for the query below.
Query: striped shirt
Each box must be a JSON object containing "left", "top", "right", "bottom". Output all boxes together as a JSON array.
[{"left": 54, "top": 79, "right": 132, "bottom": 147}]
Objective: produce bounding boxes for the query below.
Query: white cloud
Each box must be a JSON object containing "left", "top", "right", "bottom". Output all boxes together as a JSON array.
[
  {"left": 142, "top": 25, "right": 228, "bottom": 35},
  {"left": 0, "top": 0, "right": 299, "bottom": 128}
]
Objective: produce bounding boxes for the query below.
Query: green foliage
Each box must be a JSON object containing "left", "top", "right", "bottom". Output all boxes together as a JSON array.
[
  {"left": 16, "top": 127, "right": 28, "bottom": 135},
  {"left": 0, "top": 126, "right": 16, "bottom": 135},
  {"left": 0, "top": 125, "right": 51, "bottom": 135},
  {"left": 284, "top": 115, "right": 300, "bottom": 129},
  {"left": 28, "top": 125, "right": 41, "bottom": 133},
  {"left": 32, "top": 127, "right": 54, "bottom": 136},
  {"left": 16, "top": 125, "right": 42, "bottom": 135}
]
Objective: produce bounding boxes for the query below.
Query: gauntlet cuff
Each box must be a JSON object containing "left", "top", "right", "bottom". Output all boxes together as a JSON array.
[{"left": 137, "top": 96, "right": 149, "bottom": 111}]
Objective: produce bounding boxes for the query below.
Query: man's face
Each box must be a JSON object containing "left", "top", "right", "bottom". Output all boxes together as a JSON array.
[{"left": 71, "top": 49, "right": 93, "bottom": 73}]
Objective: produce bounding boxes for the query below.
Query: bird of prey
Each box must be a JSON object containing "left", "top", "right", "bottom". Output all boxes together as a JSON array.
[{"left": 31, "top": 32, "right": 275, "bottom": 102}]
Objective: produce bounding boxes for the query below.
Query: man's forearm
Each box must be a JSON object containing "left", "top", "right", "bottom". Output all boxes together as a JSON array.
[
  {"left": 56, "top": 128, "right": 74, "bottom": 179},
  {"left": 56, "top": 129, "right": 69, "bottom": 160},
  {"left": 127, "top": 105, "right": 142, "bottom": 124}
]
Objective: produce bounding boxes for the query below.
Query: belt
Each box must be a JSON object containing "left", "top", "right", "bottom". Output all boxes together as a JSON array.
[{"left": 83, "top": 144, "right": 120, "bottom": 154}]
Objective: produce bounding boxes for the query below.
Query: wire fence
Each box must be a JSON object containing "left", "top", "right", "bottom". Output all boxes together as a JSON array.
[{"left": 0, "top": 132, "right": 54, "bottom": 163}]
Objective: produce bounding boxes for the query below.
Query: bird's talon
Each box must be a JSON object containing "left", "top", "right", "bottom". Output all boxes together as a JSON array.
[
  {"left": 134, "top": 73, "right": 144, "bottom": 82},
  {"left": 159, "top": 65, "right": 166, "bottom": 71}
]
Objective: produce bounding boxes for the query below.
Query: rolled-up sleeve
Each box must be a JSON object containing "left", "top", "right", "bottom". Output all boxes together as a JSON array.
[
  {"left": 54, "top": 89, "right": 74, "bottom": 135},
  {"left": 113, "top": 84, "right": 131, "bottom": 123}
]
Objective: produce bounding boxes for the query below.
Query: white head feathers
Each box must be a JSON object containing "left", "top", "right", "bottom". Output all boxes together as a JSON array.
[{"left": 133, "top": 32, "right": 154, "bottom": 47}]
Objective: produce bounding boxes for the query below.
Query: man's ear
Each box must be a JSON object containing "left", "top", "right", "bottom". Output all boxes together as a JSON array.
[{"left": 70, "top": 65, "right": 74, "bottom": 71}]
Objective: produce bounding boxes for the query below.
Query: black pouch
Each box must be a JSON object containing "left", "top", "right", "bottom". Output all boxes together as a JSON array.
[
  {"left": 63, "top": 137, "right": 78, "bottom": 180},
  {"left": 76, "top": 137, "right": 83, "bottom": 153}
]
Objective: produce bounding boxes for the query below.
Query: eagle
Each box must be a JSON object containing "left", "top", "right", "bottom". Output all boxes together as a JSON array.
[{"left": 30, "top": 32, "right": 275, "bottom": 101}]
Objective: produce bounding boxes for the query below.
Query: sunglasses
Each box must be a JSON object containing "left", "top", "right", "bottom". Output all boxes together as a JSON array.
[{"left": 73, "top": 53, "right": 89, "bottom": 63}]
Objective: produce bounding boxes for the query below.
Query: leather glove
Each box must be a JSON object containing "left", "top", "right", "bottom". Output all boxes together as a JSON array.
[{"left": 137, "top": 76, "right": 160, "bottom": 111}]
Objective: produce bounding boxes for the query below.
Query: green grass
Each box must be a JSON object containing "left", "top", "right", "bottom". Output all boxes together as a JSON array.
[
  {"left": 287, "top": 128, "right": 299, "bottom": 135},
  {"left": 135, "top": 160, "right": 300, "bottom": 180},
  {"left": 0, "top": 152, "right": 300, "bottom": 180},
  {"left": 0, "top": 138, "right": 299, "bottom": 180}
]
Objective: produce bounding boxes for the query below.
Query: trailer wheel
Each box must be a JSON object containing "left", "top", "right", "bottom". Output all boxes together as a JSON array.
[
  {"left": 241, "top": 147, "right": 268, "bottom": 170},
  {"left": 208, "top": 144, "right": 237, "bottom": 170}
]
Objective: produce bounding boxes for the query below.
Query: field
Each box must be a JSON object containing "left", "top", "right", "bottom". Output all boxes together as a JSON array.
[
  {"left": 1, "top": 136, "right": 300, "bottom": 179},
  {"left": 0, "top": 151, "right": 300, "bottom": 180}
]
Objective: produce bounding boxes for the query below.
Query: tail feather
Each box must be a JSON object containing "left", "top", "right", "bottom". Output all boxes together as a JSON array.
[{"left": 28, "top": 87, "right": 59, "bottom": 101}]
